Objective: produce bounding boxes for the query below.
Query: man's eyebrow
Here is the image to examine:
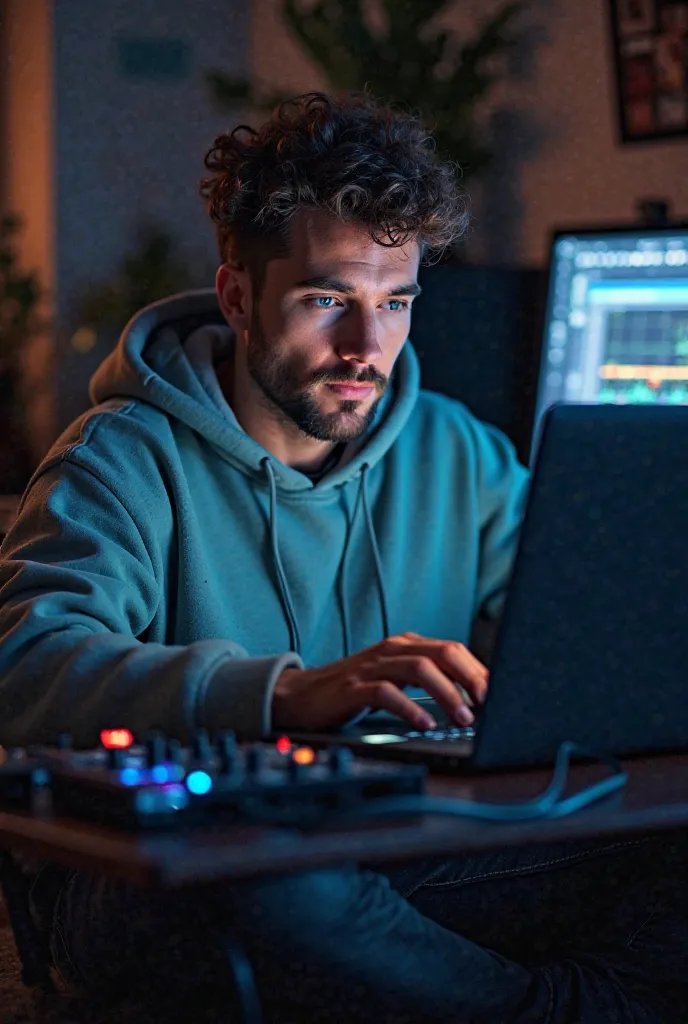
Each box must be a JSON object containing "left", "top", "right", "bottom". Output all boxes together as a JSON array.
[
  {"left": 388, "top": 282, "right": 422, "bottom": 298},
  {"left": 292, "top": 275, "right": 422, "bottom": 298},
  {"left": 292, "top": 275, "right": 356, "bottom": 294}
]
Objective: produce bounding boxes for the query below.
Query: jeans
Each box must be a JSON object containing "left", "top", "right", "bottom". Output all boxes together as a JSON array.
[{"left": 47, "top": 831, "right": 687, "bottom": 1023}]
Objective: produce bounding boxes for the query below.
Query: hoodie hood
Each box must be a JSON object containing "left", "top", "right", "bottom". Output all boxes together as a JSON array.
[{"left": 90, "top": 288, "right": 421, "bottom": 494}]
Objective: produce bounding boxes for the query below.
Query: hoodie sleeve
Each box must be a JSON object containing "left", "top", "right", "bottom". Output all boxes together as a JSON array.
[
  {"left": 0, "top": 459, "right": 302, "bottom": 748},
  {"left": 473, "top": 421, "right": 530, "bottom": 623}
]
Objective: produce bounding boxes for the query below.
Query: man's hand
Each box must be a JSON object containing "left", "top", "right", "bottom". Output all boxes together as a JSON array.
[{"left": 272, "top": 632, "right": 488, "bottom": 732}]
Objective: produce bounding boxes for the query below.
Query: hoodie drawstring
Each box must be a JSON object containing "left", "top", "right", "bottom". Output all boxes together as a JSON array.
[
  {"left": 261, "top": 459, "right": 390, "bottom": 659},
  {"left": 263, "top": 459, "right": 302, "bottom": 657},
  {"left": 339, "top": 464, "right": 390, "bottom": 654},
  {"left": 337, "top": 481, "right": 361, "bottom": 657},
  {"left": 359, "top": 464, "right": 391, "bottom": 640}
]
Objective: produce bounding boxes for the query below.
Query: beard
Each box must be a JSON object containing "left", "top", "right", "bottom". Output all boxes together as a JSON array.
[{"left": 245, "top": 309, "right": 388, "bottom": 443}]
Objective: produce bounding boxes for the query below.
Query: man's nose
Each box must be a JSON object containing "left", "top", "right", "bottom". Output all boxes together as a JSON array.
[{"left": 333, "top": 306, "right": 383, "bottom": 364}]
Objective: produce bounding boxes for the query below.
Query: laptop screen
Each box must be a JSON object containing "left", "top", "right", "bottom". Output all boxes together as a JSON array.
[{"left": 533, "top": 226, "right": 688, "bottom": 439}]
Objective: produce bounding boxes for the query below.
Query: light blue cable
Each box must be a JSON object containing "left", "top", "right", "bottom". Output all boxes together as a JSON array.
[{"left": 342, "top": 742, "right": 628, "bottom": 823}]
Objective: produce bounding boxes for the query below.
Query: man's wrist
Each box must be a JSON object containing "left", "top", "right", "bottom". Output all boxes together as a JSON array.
[{"left": 272, "top": 667, "right": 303, "bottom": 729}]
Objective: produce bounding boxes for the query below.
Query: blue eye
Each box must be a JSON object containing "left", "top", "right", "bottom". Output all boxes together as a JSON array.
[
  {"left": 310, "top": 296, "right": 336, "bottom": 308},
  {"left": 386, "top": 299, "right": 409, "bottom": 312}
]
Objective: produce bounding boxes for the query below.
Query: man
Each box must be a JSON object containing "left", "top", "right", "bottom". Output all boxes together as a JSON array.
[{"left": 0, "top": 94, "right": 685, "bottom": 1022}]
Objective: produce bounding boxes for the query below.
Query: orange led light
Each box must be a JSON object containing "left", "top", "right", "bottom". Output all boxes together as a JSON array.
[
  {"left": 292, "top": 746, "right": 315, "bottom": 765},
  {"left": 276, "top": 736, "right": 292, "bottom": 754},
  {"left": 100, "top": 728, "right": 134, "bottom": 749}
]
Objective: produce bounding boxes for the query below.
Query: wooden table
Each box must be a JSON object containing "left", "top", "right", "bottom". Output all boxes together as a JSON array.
[{"left": 2, "top": 752, "right": 687, "bottom": 889}]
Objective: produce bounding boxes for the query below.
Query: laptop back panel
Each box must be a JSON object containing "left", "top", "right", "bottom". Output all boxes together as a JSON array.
[{"left": 472, "top": 403, "right": 688, "bottom": 768}]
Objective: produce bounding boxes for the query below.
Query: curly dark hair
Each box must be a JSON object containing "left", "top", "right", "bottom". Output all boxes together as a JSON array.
[{"left": 199, "top": 92, "right": 468, "bottom": 284}]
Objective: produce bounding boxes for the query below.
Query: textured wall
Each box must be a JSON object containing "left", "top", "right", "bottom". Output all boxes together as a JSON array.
[
  {"left": 28, "top": 0, "right": 245, "bottom": 429},
  {"left": 251, "top": 0, "right": 688, "bottom": 267},
  {"left": 2, "top": 0, "right": 249, "bottom": 437}
]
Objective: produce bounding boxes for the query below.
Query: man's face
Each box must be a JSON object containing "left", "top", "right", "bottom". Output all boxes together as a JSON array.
[{"left": 237, "top": 210, "right": 421, "bottom": 443}]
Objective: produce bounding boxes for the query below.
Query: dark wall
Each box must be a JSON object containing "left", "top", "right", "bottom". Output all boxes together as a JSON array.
[{"left": 412, "top": 265, "right": 548, "bottom": 465}]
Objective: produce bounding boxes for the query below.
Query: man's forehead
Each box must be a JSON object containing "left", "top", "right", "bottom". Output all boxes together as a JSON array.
[{"left": 278, "top": 209, "right": 421, "bottom": 285}]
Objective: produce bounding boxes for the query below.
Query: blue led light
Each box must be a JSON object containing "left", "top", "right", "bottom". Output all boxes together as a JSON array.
[
  {"left": 150, "top": 765, "right": 169, "bottom": 783},
  {"left": 186, "top": 770, "right": 213, "bottom": 795},
  {"left": 119, "top": 767, "right": 140, "bottom": 786}
]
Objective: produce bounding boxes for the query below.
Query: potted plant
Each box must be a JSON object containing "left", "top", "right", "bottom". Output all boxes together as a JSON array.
[
  {"left": 77, "top": 222, "right": 191, "bottom": 344},
  {"left": 206, "top": 0, "right": 526, "bottom": 185}
]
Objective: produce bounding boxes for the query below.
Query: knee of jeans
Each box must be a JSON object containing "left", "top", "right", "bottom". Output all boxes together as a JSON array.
[{"left": 229, "top": 865, "right": 363, "bottom": 945}]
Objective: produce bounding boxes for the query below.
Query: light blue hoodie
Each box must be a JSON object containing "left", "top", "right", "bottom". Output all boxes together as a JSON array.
[{"left": 0, "top": 290, "right": 528, "bottom": 747}]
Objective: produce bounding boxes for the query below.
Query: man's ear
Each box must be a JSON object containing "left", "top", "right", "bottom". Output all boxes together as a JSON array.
[{"left": 216, "top": 262, "right": 252, "bottom": 335}]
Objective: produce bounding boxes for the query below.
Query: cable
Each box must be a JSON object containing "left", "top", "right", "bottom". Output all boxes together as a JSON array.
[
  {"left": 341, "top": 741, "right": 628, "bottom": 823},
  {"left": 224, "top": 932, "right": 262, "bottom": 1024}
]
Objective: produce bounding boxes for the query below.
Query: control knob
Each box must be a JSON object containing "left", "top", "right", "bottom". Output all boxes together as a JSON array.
[
  {"left": 145, "top": 731, "right": 166, "bottom": 768},
  {"left": 192, "top": 728, "right": 212, "bottom": 763},
  {"left": 244, "top": 745, "right": 263, "bottom": 776},
  {"left": 328, "top": 747, "right": 353, "bottom": 775},
  {"left": 216, "top": 731, "right": 237, "bottom": 774},
  {"left": 166, "top": 738, "right": 183, "bottom": 765},
  {"left": 106, "top": 747, "right": 127, "bottom": 770}
]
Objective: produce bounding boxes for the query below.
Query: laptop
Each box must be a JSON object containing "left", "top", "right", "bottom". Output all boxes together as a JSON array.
[{"left": 282, "top": 404, "right": 688, "bottom": 771}]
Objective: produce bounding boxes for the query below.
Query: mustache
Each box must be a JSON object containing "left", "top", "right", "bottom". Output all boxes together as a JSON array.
[{"left": 309, "top": 366, "right": 388, "bottom": 388}]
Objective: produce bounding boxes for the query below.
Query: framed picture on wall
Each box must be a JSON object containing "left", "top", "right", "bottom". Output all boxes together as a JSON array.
[{"left": 609, "top": 0, "right": 688, "bottom": 140}]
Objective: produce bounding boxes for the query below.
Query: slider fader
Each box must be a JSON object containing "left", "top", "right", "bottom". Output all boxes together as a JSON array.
[{"left": 0, "top": 728, "right": 426, "bottom": 830}]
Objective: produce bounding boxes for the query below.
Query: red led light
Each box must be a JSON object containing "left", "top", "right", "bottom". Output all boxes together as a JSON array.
[
  {"left": 100, "top": 728, "right": 134, "bottom": 749},
  {"left": 276, "top": 736, "right": 292, "bottom": 755}
]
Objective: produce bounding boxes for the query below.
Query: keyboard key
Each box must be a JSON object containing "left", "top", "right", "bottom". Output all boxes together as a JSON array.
[{"left": 402, "top": 727, "right": 475, "bottom": 743}]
